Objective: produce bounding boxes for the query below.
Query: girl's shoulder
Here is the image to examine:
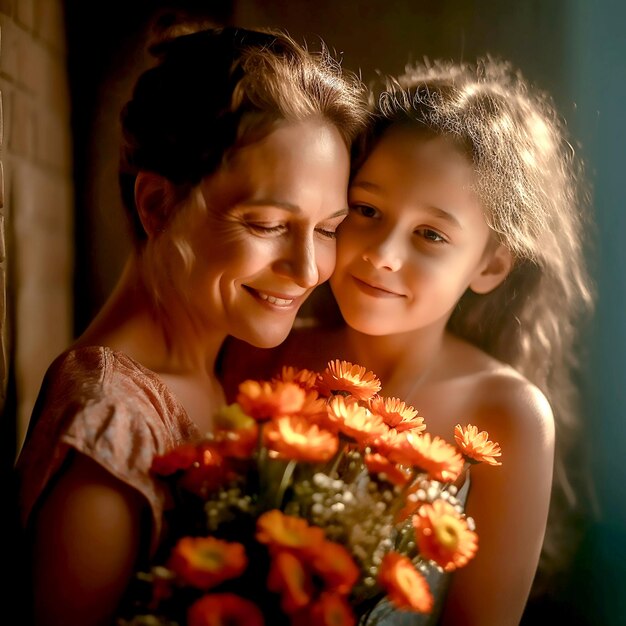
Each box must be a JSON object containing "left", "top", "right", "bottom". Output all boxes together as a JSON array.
[{"left": 437, "top": 334, "right": 554, "bottom": 446}]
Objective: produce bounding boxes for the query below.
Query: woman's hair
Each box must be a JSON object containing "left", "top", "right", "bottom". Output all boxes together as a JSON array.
[
  {"left": 119, "top": 25, "right": 367, "bottom": 245},
  {"left": 356, "top": 58, "right": 594, "bottom": 593}
]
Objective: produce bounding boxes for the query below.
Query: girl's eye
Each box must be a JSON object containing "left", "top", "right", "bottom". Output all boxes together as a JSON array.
[
  {"left": 416, "top": 228, "right": 447, "bottom": 243},
  {"left": 350, "top": 204, "right": 380, "bottom": 219}
]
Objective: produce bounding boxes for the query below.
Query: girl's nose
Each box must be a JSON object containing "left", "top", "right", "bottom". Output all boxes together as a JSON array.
[{"left": 362, "top": 236, "right": 403, "bottom": 272}]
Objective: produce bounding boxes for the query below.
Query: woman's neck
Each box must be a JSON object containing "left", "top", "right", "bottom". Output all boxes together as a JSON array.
[{"left": 75, "top": 255, "right": 226, "bottom": 380}]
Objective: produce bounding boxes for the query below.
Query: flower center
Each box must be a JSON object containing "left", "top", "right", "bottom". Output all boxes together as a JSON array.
[{"left": 433, "top": 514, "right": 463, "bottom": 550}]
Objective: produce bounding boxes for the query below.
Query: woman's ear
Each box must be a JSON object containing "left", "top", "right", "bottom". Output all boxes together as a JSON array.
[
  {"left": 470, "top": 244, "right": 514, "bottom": 294},
  {"left": 134, "top": 172, "right": 175, "bottom": 238}
]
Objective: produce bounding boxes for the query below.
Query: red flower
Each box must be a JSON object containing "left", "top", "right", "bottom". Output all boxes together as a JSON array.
[
  {"left": 168, "top": 536, "right": 247, "bottom": 589},
  {"left": 267, "top": 551, "right": 313, "bottom": 614},
  {"left": 378, "top": 552, "right": 433, "bottom": 613},
  {"left": 187, "top": 593, "right": 264, "bottom": 626},
  {"left": 307, "top": 591, "right": 356, "bottom": 626},
  {"left": 151, "top": 443, "right": 198, "bottom": 475},
  {"left": 308, "top": 541, "right": 360, "bottom": 595},
  {"left": 178, "top": 444, "right": 233, "bottom": 498}
]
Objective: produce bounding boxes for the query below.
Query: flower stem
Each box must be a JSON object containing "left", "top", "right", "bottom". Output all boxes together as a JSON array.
[
  {"left": 326, "top": 439, "right": 348, "bottom": 478},
  {"left": 274, "top": 459, "right": 297, "bottom": 509}
]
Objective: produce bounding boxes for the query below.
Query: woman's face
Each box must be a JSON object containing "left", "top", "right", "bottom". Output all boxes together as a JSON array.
[
  {"left": 330, "top": 128, "right": 496, "bottom": 337},
  {"left": 170, "top": 117, "right": 350, "bottom": 348}
]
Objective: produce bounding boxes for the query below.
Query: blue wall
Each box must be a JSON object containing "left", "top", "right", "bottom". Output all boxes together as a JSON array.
[{"left": 564, "top": 1, "right": 626, "bottom": 622}]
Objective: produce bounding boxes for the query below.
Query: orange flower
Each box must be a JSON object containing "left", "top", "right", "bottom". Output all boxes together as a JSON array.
[
  {"left": 299, "top": 391, "right": 330, "bottom": 423},
  {"left": 267, "top": 551, "right": 313, "bottom": 614},
  {"left": 256, "top": 510, "right": 326, "bottom": 552},
  {"left": 273, "top": 365, "right": 321, "bottom": 391},
  {"left": 309, "top": 541, "right": 360, "bottom": 595},
  {"left": 188, "top": 593, "right": 264, "bottom": 626},
  {"left": 168, "top": 536, "right": 247, "bottom": 589},
  {"left": 264, "top": 416, "right": 339, "bottom": 463},
  {"left": 454, "top": 424, "right": 502, "bottom": 466},
  {"left": 236, "top": 380, "right": 305, "bottom": 421},
  {"left": 368, "top": 396, "right": 426, "bottom": 433},
  {"left": 307, "top": 591, "right": 356, "bottom": 626},
  {"left": 364, "top": 453, "right": 412, "bottom": 486},
  {"left": 390, "top": 432, "right": 465, "bottom": 482},
  {"left": 319, "top": 360, "right": 381, "bottom": 401},
  {"left": 378, "top": 552, "right": 433, "bottom": 613},
  {"left": 327, "top": 396, "right": 388, "bottom": 444},
  {"left": 413, "top": 500, "right": 478, "bottom": 571}
]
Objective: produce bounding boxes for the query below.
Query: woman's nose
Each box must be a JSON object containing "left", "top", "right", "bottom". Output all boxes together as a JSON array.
[{"left": 275, "top": 235, "right": 320, "bottom": 288}]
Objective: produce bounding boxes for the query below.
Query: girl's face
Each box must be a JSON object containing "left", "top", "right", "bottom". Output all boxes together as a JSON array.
[
  {"left": 330, "top": 128, "right": 498, "bottom": 337},
  {"left": 167, "top": 117, "right": 350, "bottom": 348}
]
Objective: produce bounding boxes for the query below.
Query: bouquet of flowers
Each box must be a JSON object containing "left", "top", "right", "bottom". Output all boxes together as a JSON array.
[{"left": 117, "top": 360, "right": 502, "bottom": 626}]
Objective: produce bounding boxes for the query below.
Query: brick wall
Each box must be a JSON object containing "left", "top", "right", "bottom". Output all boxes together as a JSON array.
[{"left": 0, "top": 0, "right": 73, "bottom": 455}]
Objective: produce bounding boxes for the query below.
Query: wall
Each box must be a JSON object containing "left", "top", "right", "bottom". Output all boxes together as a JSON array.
[{"left": 0, "top": 0, "right": 73, "bottom": 467}]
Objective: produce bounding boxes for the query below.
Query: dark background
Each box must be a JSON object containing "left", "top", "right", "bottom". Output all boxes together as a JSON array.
[{"left": 65, "top": 1, "right": 626, "bottom": 623}]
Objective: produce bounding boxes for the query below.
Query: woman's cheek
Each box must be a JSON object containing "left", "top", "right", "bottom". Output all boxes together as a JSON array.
[{"left": 316, "top": 241, "right": 338, "bottom": 283}]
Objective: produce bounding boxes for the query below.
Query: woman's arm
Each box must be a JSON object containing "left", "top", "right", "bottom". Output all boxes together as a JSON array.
[
  {"left": 442, "top": 377, "right": 555, "bottom": 626},
  {"left": 30, "top": 453, "right": 144, "bottom": 626}
]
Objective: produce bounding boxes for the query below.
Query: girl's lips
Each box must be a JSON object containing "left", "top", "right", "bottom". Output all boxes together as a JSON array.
[{"left": 351, "top": 276, "right": 405, "bottom": 298}]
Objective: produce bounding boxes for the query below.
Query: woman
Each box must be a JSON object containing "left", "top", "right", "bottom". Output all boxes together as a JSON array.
[{"left": 14, "top": 25, "right": 366, "bottom": 626}]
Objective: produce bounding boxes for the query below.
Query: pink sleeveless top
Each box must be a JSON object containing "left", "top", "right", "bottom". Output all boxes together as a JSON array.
[{"left": 16, "top": 346, "right": 201, "bottom": 553}]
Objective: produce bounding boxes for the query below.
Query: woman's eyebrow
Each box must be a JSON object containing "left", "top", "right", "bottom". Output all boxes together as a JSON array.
[
  {"left": 240, "top": 199, "right": 301, "bottom": 212},
  {"left": 240, "top": 201, "right": 349, "bottom": 218}
]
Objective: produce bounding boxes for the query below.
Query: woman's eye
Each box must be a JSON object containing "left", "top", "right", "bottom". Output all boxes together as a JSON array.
[
  {"left": 315, "top": 227, "right": 337, "bottom": 239},
  {"left": 247, "top": 223, "right": 287, "bottom": 235},
  {"left": 350, "top": 204, "right": 380, "bottom": 219},
  {"left": 416, "top": 228, "right": 447, "bottom": 243}
]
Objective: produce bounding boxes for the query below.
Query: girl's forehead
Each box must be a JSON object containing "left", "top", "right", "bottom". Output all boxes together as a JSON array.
[{"left": 356, "top": 129, "right": 476, "bottom": 190}]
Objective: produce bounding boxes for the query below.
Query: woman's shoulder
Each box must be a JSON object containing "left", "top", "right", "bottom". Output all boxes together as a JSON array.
[{"left": 17, "top": 345, "right": 194, "bottom": 547}]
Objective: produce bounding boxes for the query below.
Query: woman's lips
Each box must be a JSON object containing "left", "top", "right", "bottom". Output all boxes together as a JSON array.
[
  {"left": 351, "top": 276, "right": 404, "bottom": 298},
  {"left": 243, "top": 285, "right": 305, "bottom": 309}
]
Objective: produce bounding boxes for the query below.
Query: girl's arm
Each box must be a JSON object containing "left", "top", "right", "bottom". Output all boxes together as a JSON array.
[
  {"left": 442, "top": 376, "right": 555, "bottom": 626},
  {"left": 30, "top": 453, "right": 144, "bottom": 626}
]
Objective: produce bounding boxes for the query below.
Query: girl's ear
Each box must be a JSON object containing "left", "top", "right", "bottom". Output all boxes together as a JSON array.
[
  {"left": 470, "top": 244, "right": 514, "bottom": 294},
  {"left": 134, "top": 172, "right": 175, "bottom": 238}
]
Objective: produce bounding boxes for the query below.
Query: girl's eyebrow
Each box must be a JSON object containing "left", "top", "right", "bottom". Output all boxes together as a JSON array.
[
  {"left": 424, "top": 205, "right": 463, "bottom": 229},
  {"left": 352, "top": 181, "right": 463, "bottom": 229},
  {"left": 351, "top": 180, "right": 380, "bottom": 193}
]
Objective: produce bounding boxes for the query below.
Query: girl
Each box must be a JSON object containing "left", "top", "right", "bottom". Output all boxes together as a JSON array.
[
  {"left": 223, "top": 58, "right": 593, "bottom": 625},
  {"left": 13, "top": 25, "right": 366, "bottom": 626}
]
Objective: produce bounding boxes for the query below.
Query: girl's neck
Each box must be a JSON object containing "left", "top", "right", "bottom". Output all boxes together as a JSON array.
[
  {"left": 343, "top": 322, "right": 447, "bottom": 399},
  {"left": 75, "top": 255, "right": 226, "bottom": 380}
]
